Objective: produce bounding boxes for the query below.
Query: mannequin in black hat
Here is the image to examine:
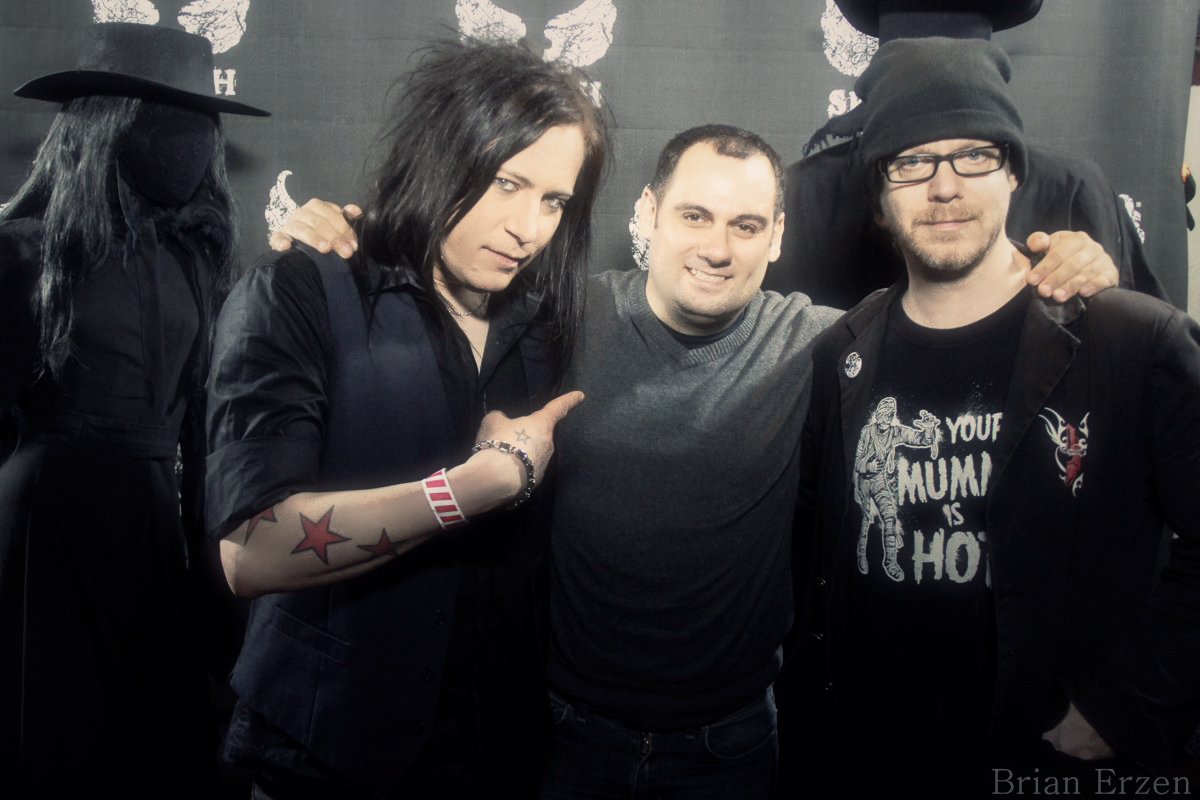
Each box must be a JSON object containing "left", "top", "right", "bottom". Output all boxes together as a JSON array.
[
  {"left": 762, "top": 0, "right": 1167, "bottom": 310},
  {"left": 0, "top": 22, "right": 266, "bottom": 797}
]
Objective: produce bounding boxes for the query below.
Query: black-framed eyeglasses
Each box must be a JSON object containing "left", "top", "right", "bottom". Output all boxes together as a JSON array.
[{"left": 879, "top": 144, "right": 1009, "bottom": 185}]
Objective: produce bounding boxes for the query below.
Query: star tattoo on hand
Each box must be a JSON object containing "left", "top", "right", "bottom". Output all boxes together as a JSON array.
[
  {"left": 514, "top": 428, "right": 531, "bottom": 445},
  {"left": 292, "top": 507, "right": 350, "bottom": 564},
  {"left": 358, "top": 529, "right": 398, "bottom": 559}
]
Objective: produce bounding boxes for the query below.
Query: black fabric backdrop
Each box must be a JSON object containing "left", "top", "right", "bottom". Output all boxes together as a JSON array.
[{"left": 1, "top": 0, "right": 1196, "bottom": 305}]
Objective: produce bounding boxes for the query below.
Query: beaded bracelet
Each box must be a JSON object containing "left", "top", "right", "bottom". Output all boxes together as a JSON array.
[
  {"left": 471, "top": 439, "right": 536, "bottom": 509},
  {"left": 422, "top": 468, "right": 468, "bottom": 529}
]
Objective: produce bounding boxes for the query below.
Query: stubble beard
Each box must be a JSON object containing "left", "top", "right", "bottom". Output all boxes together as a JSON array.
[{"left": 897, "top": 217, "right": 1005, "bottom": 284}]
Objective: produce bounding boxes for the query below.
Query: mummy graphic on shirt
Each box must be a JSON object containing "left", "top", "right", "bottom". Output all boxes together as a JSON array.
[{"left": 852, "top": 396, "right": 999, "bottom": 586}]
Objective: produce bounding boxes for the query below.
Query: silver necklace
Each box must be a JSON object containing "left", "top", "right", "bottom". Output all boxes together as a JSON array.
[{"left": 441, "top": 295, "right": 488, "bottom": 318}]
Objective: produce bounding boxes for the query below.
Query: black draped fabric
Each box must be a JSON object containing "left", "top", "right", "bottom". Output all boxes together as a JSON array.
[{"left": 0, "top": 191, "right": 218, "bottom": 795}]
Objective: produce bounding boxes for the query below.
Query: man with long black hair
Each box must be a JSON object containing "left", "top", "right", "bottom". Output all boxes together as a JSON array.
[{"left": 206, "top": 39, "right": 611, "bottom": 797}]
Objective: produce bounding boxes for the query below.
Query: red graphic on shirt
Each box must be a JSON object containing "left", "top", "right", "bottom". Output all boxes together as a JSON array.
[
  {"left": 245, "top": 507, "right": 277, "bottom": 542},
  {"left": 1062, "top": 427, "right": 1083, "bottom": 487},
  {"left": 292, "top": 508, "right": 350, "bottom": 564},
  {"left": 1038, "top": 409, "right": 1089, "bottom": 496},
  {"left": 358, "top": 529, "right": 398, "bottom": 559}
]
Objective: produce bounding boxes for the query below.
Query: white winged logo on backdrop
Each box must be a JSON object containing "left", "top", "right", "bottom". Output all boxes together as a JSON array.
[
  {"left": 268, "top": 0, "right": 617, "bottom": 232},
  {"left": 91, "top": 0, "right": 249, "bottom": 52},
  {"left": 820, "top": 0, "right": 876, "bottom": 118}
]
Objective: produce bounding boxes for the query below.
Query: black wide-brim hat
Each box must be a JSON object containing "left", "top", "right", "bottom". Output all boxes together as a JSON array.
[
  {"left": 835, "top": 0, "right": 1043, "bottom": 40},
  {"left": 13, "top": 22, "right": 269, "bottom": 117}
]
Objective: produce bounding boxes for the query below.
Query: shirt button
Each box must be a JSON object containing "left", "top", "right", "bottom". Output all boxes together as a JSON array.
[
  {"left": 410, "top": 721, "right": 425, "bottom": 736},
  {"left": 421, "top": 667, "right": 436, "bottom": 682},
  {"left": 432, "top": 609, "right": 447, "bottom": 625}
]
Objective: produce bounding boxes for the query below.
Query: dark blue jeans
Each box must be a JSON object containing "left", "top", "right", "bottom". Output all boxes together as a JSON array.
[{"left": 539, "top": 687, "right": 778, "bottom": 799}]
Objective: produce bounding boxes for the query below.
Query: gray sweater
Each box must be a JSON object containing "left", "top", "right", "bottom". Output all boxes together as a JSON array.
[{"left": 547, "top": 269, "right": 840, "bottom": 728}]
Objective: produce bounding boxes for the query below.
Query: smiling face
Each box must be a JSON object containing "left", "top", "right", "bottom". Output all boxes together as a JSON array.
[
  {"left": 640, "top": 142, "right": 784, "bottom": 335},
  {"left": 877, "top": 138, "right": 1017, "bottom": 282},
  {"left": 438, "top": 124, "right": 587, "bottom": 295}
]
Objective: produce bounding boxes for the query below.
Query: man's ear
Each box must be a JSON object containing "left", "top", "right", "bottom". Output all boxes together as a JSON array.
[
  {"left": 872, "top": 182, "right": 892, "bottom": 232},
  {"left": 768, "top": 212, "right": 785, "bottom": 263},
  {"left": 636, "top": 185, "right": 657, "bottom": 241}
]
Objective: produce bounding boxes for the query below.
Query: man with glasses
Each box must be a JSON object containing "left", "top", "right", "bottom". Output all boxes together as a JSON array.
[
  {"left": 798, "top": 36, "right": 1200, "bottom": 797},
  {"left": 765, "top": 0, "right": 1167, "bottom": 312},
  {"left": 883, "top": 142, "right": 1009, "bottom": 184}
]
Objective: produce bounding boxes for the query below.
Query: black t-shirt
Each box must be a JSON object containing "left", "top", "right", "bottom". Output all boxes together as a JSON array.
[{"left": 840, "top": 287, "right": 1029, "bottom": 756}]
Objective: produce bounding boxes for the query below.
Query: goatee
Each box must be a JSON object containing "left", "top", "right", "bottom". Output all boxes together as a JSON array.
[{"left": 897, "top": 221, "right": 1004, "bottom": 284}]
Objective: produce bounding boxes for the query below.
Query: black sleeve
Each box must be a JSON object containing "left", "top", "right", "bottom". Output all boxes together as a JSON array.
[
  {"left": 204, "top": 249, "right": 332, "bottom": 538},
  {"left": 1008, "top": 145, "right": 1169, "bottom": 300},
  {"left": 1071, "top": 301, "right": 1200, "bottom": 772},
  {"left": 767, "top": 145, "right": 903, "bottom": 309},
  {"left": 0, "top": 220, "right": 42, "bottom": 458}
]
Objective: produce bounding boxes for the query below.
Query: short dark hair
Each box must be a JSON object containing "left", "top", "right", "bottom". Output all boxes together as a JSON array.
[
  {"left": 358, "top": 39, "right": 611, "bottom": 373},
  {"left": 648, "top": 124, "right": 785, "bottom": 214}
]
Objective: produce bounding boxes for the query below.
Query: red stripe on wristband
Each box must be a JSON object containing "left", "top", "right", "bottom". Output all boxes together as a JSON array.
[{"left": 423, "top": 468, "right": 467, "bottom": 529}]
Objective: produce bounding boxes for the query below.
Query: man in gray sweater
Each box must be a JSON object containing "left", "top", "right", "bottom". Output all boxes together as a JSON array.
[{"left": 539, "top": 125, "right": 839, "bottom": 798}]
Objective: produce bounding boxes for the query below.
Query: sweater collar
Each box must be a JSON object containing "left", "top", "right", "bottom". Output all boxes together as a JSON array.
[{"left": 626, "top": 270, "right": 766, "bottom": 366}]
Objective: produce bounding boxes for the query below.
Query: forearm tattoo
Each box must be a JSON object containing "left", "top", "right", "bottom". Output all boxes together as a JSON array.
[
  {"left": 244, "top": 507, "right": 277, "bottom": 543},
  {"left": 291, "top": 507, "right": 350, "bottom": 564},
  {"left": 357, "top": 529, "right": 400, "bottom": 559}
]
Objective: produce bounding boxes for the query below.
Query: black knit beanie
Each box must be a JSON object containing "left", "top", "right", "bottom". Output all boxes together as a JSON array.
[{"left": 854, "top": 36, "right": 1027, "bottom": 183}]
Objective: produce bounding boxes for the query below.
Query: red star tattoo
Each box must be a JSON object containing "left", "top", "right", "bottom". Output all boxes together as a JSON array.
[
  {"left": 358, "top": 529, "right": 398, "bottom": 559},
  {"left": 292, "top": 508, "right": 350, "bottom": 564},
  {"left": 245, "top": 507, "right": 277, "bottom": 543}
]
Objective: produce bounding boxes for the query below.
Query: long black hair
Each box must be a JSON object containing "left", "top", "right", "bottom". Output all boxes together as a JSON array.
[
  {"left": 1, "top": 94, "right": 239, "bottom": 381},
  {"left": 358, "top": 38, "right": 611, "bottom": 375}
]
